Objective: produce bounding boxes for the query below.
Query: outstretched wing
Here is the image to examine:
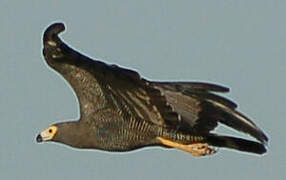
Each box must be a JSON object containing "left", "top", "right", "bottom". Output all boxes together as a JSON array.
[
  {"left": 42, "top": 23, "right": 179, "bottom": 128},
  {"left": 42, "top": 23, "right": 268, "bottom": 144}
]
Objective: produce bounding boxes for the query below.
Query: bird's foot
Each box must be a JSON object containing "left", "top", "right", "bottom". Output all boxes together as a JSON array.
[
  {"left": 186, "top": 143, "right": 217, "bottom": 157},
  {"left": 157, "top": 137, "right": 217, "bottom": 157}
]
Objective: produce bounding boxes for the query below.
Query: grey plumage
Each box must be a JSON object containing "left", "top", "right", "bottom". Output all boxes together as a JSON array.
[{"left": 36, "top": 22, "right": 268, "bottom": 156}]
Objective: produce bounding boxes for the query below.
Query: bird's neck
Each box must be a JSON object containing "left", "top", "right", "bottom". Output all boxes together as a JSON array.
[{"left": 55, "top": 121, "right": 97, "bottom": 149}]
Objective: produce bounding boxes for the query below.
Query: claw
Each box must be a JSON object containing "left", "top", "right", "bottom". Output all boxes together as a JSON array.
[{"left": 187, "top": 143, "right": 217, "bottom": 157}]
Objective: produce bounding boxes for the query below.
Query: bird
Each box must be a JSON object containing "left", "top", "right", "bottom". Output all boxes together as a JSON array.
[{"left": 36, "top": 22, "right": 268, "bottom": 157}]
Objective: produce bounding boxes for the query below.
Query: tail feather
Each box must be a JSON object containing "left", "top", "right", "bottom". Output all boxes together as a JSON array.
[{"left": 206, "top": 134, "right": 267, "bottom": 154}]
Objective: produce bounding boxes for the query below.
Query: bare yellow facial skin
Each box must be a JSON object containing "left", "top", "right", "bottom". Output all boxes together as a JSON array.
[{"left": 39, "top": 126, "right": 58, "bottom": 141}]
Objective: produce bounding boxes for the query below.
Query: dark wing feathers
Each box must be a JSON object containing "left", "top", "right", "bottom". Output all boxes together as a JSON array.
[
  {"left": 143, "top": 86, "right": 181, "bottom": 127},
  {"left": 184, "top": 90, "right": 237, "bottom": 108},
  {"left": 153, "top": 82, "right": 230, "bottom": 92},
  {"left": 151, "top": 81, "right": 237, "bottom": 108},
  {"left": 153, "top": 82, "right": 268, "bottom": 144},
  {"left": 111, "top": 79, "right": 181, "bottom": 128},
  {"left": 207, "top": 101, "right": 268, "bottom": 144}
]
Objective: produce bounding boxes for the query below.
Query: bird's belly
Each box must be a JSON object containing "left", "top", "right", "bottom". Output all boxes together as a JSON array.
[{"left": 93, "top": 121, "right": 158, "bottom": 151}]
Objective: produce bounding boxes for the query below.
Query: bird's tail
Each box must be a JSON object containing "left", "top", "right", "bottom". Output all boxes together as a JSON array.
[{"left": 205, "top": 134, "right": 267, "bottom": 154}]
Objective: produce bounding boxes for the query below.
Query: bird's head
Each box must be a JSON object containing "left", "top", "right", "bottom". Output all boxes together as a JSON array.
[
  {"left": 36, "top": 125, "right": 59, "bottom": 143},
  {"left": 36, "top": 122, "right": 75, "bottom": 143},
  {"left": 36, "top": 121, "right": 93, "bottom": 149}
]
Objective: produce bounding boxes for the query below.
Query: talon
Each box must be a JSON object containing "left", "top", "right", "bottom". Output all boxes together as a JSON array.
[
  {"left": 157, "top": 137, "right": 217, "bottom": 157},
  {"left": 187, "top": 143, "right": 217, "bottom": 157}
]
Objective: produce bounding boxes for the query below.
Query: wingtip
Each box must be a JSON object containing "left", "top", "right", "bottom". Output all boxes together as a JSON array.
[
  {"left": 256, "top": 142, "right": 268, "bottom": 154},
  {"left": 43, "top": 22, "right": 66, "bottom": 42},
  {"left": 261, "top": 133, "right": 269, "bottom": 145},
  {"left": 250, "top": 124, "right": 268, "bottom": 145}
]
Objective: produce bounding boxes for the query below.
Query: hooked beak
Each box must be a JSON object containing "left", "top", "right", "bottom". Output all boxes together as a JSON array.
[
  {"left": 36, "top": 134, "right": 43, "bottom": 143},
  {"left": 36, "top": 125, "right": 58, "bottom": 143}
]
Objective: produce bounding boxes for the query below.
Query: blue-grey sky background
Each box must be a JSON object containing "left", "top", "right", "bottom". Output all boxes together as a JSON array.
[{"left": 1, "top": 1, "right": 285, "bottom": 179}]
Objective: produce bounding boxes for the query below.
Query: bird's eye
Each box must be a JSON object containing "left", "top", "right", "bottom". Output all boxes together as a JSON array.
[{"left": 49, "top": 129, "right": 53, "bottom": 133}]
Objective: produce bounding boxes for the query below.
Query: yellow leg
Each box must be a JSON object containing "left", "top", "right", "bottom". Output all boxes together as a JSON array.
[{"left": 157, "top": 137, "right": 217, "bottom": 157}]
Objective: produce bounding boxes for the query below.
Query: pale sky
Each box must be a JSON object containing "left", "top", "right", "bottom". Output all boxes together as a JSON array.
[{"left": 1, "top": 1, "right": 285, "bottom": 180}]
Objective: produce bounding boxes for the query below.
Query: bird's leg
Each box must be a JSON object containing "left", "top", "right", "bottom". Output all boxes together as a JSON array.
[{"left": 157, "top": 137, "right": 217, "bottom": 157}]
